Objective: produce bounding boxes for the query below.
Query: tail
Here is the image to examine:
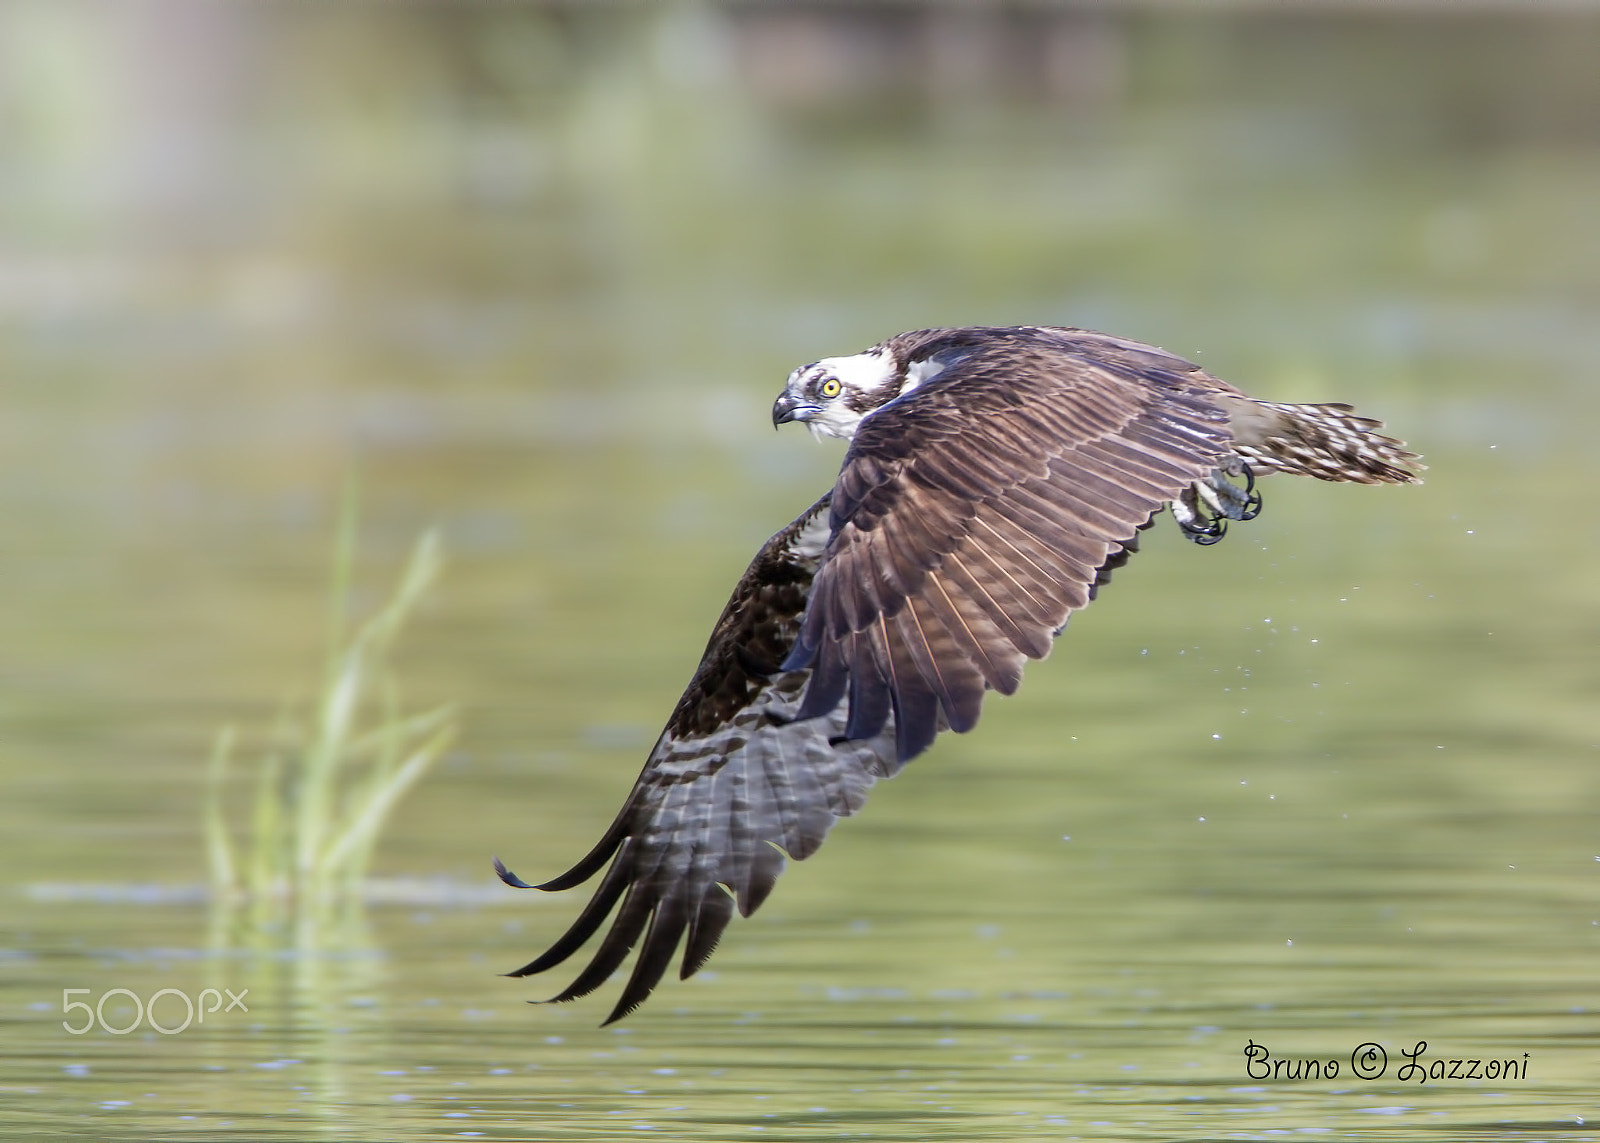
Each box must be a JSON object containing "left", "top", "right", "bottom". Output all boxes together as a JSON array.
[{"left": 1219, "top": 397, "right": 1423, "bottom": 485}]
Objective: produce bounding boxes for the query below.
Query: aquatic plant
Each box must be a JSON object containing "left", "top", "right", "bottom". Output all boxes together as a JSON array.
[{"left": 204, "top": 489, "right": 455, "bottom": 937}]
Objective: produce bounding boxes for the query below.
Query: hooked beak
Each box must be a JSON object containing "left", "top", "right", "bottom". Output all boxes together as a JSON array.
[{"left": 771, "top": 391, "right": 817, "bottom": 428}]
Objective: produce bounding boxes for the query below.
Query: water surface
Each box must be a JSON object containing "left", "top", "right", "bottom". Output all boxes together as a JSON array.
[{"left": 4, "top": 5, "right": 1598, "bottom": 1140}]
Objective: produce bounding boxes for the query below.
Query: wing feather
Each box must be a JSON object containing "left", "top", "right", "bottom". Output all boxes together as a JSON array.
[
  {"left": 609, "top": 892, "right": 693, "bottom": 1023},
  {"left": 923, "top": 568, "right": 1023, "bottom": 694},
  {"left": 954, "top": 527, "right": 1061, "bottom": 628},
  {"left": 545, "top": 877, "right": 657, "bottom": 1006},
  {"left": 842, "top": 629, "right": 894, "bottom": 743},
  {"left": 679, "top": 884, "right": 735, "bottom": 979},
  {"left": 901, "top": 595, "right": 985, "bottom": 733},
  {"left": 940, "top": 548, "right": 1053, "bottom": 659},
  {"left": 499, "top": 495, "right": 902, "bottom": 1023},
  {"left": 503, "top": 837, "right": 638, "bottom": 977}
]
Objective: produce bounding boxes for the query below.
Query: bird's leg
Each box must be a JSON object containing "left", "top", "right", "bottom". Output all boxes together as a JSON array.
[
  {"left": 1173, "top": 465, "right": 1262, "bottom": 546},
  {"left": 1198, "top": 463, "right": 1262, "bottom": 521}
]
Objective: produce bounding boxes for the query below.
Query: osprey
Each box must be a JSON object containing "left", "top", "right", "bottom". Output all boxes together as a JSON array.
[{"left": 497, "top": 325, "right": 1421, "bottom": 1023}]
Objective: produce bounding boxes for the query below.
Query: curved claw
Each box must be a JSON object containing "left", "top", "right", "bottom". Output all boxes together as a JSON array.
[
  {"left": 1239, "top": 464, "right": 1263, "bottom": 521},
  {"left": 1189, "top": 518, "right": 1229, "bottom": 545},
  {"left": 1175, "top": 506, "right": 1229, "bottom": 544}
]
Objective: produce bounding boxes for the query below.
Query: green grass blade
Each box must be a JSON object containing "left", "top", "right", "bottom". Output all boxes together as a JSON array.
[
  {"left": 204, "top": 725, "right": 239, "bottom": 897},
  {"left": 319, "top": 718, "right": 457, "bottom": 877}
]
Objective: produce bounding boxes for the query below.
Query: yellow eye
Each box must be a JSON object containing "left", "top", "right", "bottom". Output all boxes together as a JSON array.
[{"left": 820, "top": 377, "right": 842, "bottom": 398}]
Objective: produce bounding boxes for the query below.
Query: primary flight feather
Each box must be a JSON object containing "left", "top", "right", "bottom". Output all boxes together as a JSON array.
[{"left": 496, "top": 324, "right": 1421, "bottom": 1023}]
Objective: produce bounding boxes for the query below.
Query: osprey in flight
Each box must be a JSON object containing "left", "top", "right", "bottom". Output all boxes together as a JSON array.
[{"left": 497, "top": 325, "right": 1420, "bottom": 1023}]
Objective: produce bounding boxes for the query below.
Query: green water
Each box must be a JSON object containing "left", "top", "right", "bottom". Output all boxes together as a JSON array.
[{"left": 5, "top": 5, "right": 1599, "bottom": 1140}]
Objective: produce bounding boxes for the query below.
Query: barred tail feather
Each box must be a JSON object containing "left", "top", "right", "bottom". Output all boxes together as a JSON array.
[{"left": 1224, "top": 399, "right": 1424, "bottom": 485}]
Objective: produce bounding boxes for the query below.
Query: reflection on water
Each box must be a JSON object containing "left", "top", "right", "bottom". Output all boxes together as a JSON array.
[{"left": 5, "top": 4, "right": 1600, "bottom": 1140}]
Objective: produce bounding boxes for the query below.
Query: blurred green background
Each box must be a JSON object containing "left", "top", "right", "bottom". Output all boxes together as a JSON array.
[{"left": 4, "top": 3, "right": 1599, "bottom": 1140}]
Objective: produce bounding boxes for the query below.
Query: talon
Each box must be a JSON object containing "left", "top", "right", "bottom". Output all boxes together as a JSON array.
[
  {"left": 1175, "top": 499, "right": 1228, "bottom": 545},
  {"left": 1239, "top": 464, "right": 1263, "bottom": 521},
  {"left": 1182, "top": 514, "right": 1228, "bottom": 544},
  {"left": 1173, "top": 484, "right": 1229, "bottom": 545},
  {"left": 1183, "top": 466, "right": 1264, "bottom": 540}
]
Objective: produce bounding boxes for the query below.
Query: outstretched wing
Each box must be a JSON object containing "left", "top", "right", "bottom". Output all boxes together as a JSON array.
[
  {"left": 785, "top": 326, "right": 1238, "bottom": 761},
  {"left": 498, "top": 494, "right": 901, "bottom": 1025}
]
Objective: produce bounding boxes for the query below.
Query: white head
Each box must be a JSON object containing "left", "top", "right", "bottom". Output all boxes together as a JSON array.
[
  {"left": 771, "top": 335, "right": 953, "bottom": 441},
  {"left": 770, "top": 349, "right": 896, "bottom": 440}
]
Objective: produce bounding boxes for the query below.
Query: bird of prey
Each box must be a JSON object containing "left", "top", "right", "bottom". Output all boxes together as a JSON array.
[{"left": 497, "top": 324, "right": 1421, "bottom": 1024}]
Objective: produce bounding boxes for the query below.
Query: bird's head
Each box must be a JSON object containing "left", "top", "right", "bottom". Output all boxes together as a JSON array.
[
  {"left": 771, "top": 347, "right": 898, "bottom": 440},
  {"left": 771, "top": 330, "right": 959, "bottom": 441}
]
